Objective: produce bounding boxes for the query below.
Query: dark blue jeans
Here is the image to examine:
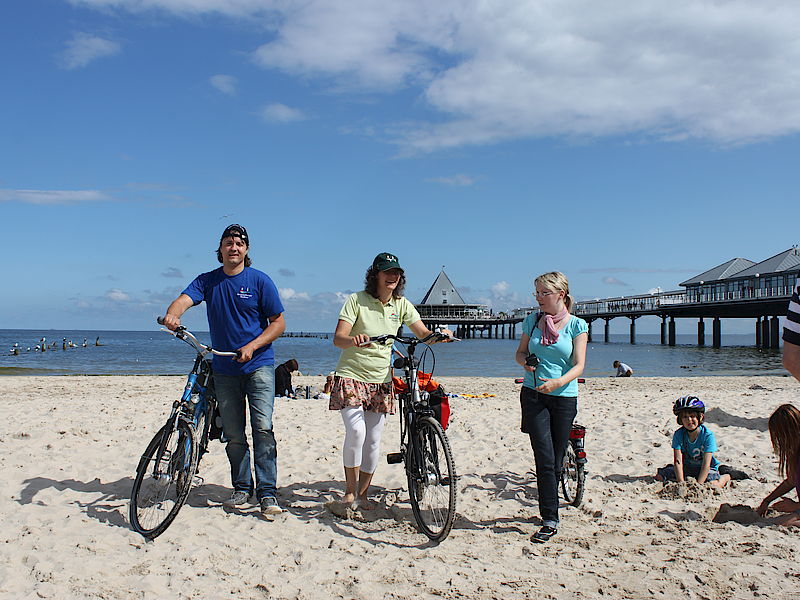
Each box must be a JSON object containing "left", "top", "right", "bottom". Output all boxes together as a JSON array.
[
  {"left": 214, "top": 365, "right": 277, "bottom": 501},
  {"left": 520, "top": 386, "right": 577, "bottom": 528}
]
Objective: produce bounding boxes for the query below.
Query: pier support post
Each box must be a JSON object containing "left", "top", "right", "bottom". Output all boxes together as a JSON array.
[
  {"left": 661, "top": 316, "right": 667, "bottom": 345},
  {"left": 755, "top": 317, "right": 761, "bottom": 348},
  {"left": 712, "top": 317, "right": 721, "bottom": 348},
  {"left": 668, "top": 317, "right": 676, "bottom": 346},
  {"left": 697, "top": 318, "right": 705, "bottom": 347},
  {"left": 761, "top": 318, "right": 770, "bottom": 349},
  {"left": 629, "top": 317, "right": 637, "bottom": 344},
  {"left": 771, "top": 316, "right": 780, "bottom": 349},
  {"left": 604, "top": 319, "right": 611, "bottom": 343},
  {"left": 587, "top": 320, "right": 593, "bottom": 343}
]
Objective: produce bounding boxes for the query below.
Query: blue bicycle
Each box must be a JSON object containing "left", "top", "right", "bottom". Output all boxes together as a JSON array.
[{"left": 129, "top": 318, "right": 237, "bottom": 539}]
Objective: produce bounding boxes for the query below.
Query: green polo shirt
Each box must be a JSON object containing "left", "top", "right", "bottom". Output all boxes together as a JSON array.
[{"left": 335, "top": 291, "right": 422, "bottom": 383}]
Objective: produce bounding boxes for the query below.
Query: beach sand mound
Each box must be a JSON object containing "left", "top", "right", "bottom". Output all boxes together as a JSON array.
[{"left": 0, "top": 375, "right": 798, "bottom": 599}]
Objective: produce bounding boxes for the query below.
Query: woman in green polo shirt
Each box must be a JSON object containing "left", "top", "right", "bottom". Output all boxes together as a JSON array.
[{"left": 331, "top": 252, "right": 450, "bottom": 509}]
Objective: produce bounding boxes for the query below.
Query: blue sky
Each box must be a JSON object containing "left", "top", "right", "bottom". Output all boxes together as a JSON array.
[{"left": 1, "top": 0, "right": 798, "bottom": 333}]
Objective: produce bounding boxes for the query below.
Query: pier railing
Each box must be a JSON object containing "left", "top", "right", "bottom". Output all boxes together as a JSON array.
[
  {"left": 574, "top": 284, "right": 795, "bottom": 317},
  {"left": 574, "top": 290, "right": 686, "bottom": 316}
]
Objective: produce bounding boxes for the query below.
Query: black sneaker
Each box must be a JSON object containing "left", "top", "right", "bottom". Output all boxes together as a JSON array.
[
  {"left": 531, "top": 526, "right": 557, "bottom": 543},
  {"left": 226, "top": 490, "right": 251, "bottom": 506},
  {"left": 259, "top": 496, "right": 283, "bottom": 516}
]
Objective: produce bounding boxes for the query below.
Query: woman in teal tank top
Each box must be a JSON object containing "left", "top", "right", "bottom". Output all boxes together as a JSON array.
[{"left": 514, "top": 271, "right": 588, "bottom": 543}]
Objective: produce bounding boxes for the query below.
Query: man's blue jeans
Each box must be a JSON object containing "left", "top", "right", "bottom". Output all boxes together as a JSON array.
[
  {"left": 214, "top": 365, "right": 277, "bottom": 500},
  {"left": 520, "top": 386, "right": 577, "bottom": 529}
]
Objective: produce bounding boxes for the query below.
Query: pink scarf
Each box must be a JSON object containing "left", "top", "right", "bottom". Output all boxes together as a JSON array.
[{"left": 539, "top": 308, "right": 569, "bottom": 346}]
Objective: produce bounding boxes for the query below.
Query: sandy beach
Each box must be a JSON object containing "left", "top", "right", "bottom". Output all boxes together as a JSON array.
[{"left": 0, "top": 374, "right": 798, "bottom": 599}]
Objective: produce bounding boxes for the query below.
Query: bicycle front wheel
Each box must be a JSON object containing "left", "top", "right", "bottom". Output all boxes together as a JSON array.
[
  {"left": 560, "top": 443, "right": 585, "bottom": 507},
  {"left": 129, "top": 421, "right": 198, "bottom": 539},
  {"left": 407, "top": 416, "right": 457, "bottom": 542}
]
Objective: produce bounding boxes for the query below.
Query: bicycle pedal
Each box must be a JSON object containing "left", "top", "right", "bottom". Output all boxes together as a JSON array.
[{"left": 386, "top": 452, "right": 404, "bottom": 464}]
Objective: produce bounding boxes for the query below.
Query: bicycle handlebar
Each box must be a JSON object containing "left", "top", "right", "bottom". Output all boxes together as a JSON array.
[
  {"left": 157, "top": 317, "right": 240, "bottom": 358},
  {"left": 368, "top": 331, "right": 458, "bottom": 345}
]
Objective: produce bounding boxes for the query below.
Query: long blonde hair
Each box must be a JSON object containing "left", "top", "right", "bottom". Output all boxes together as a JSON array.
[
  {"left": 768, "top": 404, "right": 800, "bottom": 479},
  {"left": 534, "top": 271, "right": 574, "bottom": 312}
]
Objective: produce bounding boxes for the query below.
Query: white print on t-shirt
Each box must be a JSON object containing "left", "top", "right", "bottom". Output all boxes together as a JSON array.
[{"left": 237, "top": 287, "right": 253, "bottom": 299}]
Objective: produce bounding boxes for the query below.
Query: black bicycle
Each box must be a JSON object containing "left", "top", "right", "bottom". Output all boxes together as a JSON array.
[
  {"left": 370, "top": 331, "right": 457, "bottom": 542},
  {"left": 561, "top": 424, "right": 587, "bottom": 507},
  {"left": 129, "top": 318, "right": 237, "bottom": 539}
]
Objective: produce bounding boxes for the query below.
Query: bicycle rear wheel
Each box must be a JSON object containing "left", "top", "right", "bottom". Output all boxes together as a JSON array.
[
  {"left": 129, "top": 421, "right": 198, "bottom": 539},
  {"left": 407, "top": 416, "right": 457, "bottom": 542},
  {"left": 560, "top": 443, "right": 585, "bottom": 507}
]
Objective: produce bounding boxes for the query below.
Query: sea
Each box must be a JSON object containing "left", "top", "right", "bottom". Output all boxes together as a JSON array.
[{"left": 0, "top": 328, "right": 789, "bottom": 378}]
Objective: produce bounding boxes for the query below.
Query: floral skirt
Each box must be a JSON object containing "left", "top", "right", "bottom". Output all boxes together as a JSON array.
[{"left": 328, "top": 375, "right": 395, "bottom": 414}]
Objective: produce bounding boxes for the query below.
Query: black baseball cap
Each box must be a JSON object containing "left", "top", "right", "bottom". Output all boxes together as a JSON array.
[
  {"left": 372, "top": 252, "right": 402, "bottom": 272},
  {"left": 220, "top": 224, "right": 249, "bottom": 246}
]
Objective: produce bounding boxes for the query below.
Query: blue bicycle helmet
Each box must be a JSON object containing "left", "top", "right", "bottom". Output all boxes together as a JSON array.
[{"left": 673, "top": 395, "right": 705, "bottom": 415}]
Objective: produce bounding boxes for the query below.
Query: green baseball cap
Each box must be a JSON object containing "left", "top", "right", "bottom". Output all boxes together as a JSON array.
[{"left": 372, "top": 252, "right": 403, "bottom": 272}]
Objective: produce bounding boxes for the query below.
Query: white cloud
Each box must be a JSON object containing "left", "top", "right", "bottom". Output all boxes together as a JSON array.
[
  {"left": 0, "top": 189, "right": 112, "bottom": 205},
  {"left": 426, "top": 174, "right": 476, "bottom": 187},
  {"left": 491, "top": 281, "right": 510, "bottom": 296},
  {"left": 161, "top": 267, "right": 184, "bottom": 278},
  {"left": 105, "top": 289, "right": 131, "bottom": 303},
  {"left": 260, "top": 103, "right": 306, "bottom": 123},
  {"left": 602, "top": 277, "right": 628, "bottom": 286},
  {"left": 210, "top": 74, "right": 238, "bottom": 95},
  {"left": 60, "top": 33, "right": 120, "bottom": 70},
  {"left": 70, "top": 1, "right": 800, "bottom": 148},
  {"left": 279, "top": 288, "right": 311, "bottom": 301}
]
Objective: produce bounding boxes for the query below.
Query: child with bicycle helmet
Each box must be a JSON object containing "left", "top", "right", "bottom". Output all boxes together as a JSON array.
[
  {"left": 656, "top": 396, "right": 730, "bottom": 488},
  {"left": 755, "top": 403, "right": 800, "bottom": 526}
]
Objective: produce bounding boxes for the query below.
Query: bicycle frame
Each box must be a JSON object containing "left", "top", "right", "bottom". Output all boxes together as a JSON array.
[{"left": 153, "top": 326, "right": 235, "bottom": 474}]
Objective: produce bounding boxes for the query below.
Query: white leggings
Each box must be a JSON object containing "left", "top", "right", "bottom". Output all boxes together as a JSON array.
[{"left": 340, "top": 406, "right": 387, "bottom": 474}]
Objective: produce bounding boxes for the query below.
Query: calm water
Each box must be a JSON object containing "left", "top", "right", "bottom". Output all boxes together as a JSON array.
[{"left": 0, "top": 329, "right": 787, "bottom": 378}]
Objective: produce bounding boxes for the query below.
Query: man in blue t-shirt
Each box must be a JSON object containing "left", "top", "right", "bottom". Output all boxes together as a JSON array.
[{"left": 163, "top": 224, "right": 286, "bottom": 516}]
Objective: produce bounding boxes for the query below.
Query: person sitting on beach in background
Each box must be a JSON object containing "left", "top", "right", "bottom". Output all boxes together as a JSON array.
[
  {"left": 783, "top": 275, "right": 800, "bottom": 382},
  {"left": 515, "top": 271, "right": 588, "bottom": 543},
  {"left": 613, "top": 360, "right": 633, "bottom": 377},
  {"left": 162, "top": 224, "right": 286, "bottom": 516},
  {"left": 313, "top": 373, "right": 335, "bottom": 400},
  {"left": 275, "top": 359, "right": 298, "bottom": 398},
  {"left": 331, "top": 252, "right": 452, "bottom": 511},
  {"left": 656, "top": 396, "right": 731, "bottom": 489},
  {"left": 756, "top": 404, "right": 800, "bottom": 526}
]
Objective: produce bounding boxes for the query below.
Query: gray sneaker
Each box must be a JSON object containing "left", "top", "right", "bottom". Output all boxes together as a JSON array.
[
  {"left": 259, "top": 496, "right": 283, "bottom": 516},
  {"left": 227, "top": 490, "right": 251, "bottom": 506}
]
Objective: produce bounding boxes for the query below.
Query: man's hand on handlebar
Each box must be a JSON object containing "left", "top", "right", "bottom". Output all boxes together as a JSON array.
[
  {"left": 236, "top": 343, "right": 255, "bottom": 363},
  {"left": 161, "top": 314, "right": 182, "bottom": 332}
]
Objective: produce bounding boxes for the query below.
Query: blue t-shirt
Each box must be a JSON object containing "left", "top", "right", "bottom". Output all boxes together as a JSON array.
[
  {"left": 522, "top": 313, "right": 588, "bottom": 397},
  {"left": 671, "top": 424, "right": 720, "bottom": 470},
  {"left": 183, "top": 267, "right": 284, "bottom": 376}
]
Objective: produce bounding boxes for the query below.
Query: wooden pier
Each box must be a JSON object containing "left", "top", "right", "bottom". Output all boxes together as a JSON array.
[
  {"left": 573, "top": 247, "right": 799, "bottom": 348},
  {"left": 415, "top": 268, "right": 522, "bottom": 339}
]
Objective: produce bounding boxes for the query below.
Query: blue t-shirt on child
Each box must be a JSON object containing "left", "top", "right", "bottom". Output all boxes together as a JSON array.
[
  {"left": 522, "top": 312, "right": 588, "bottom": 397},
  {"left": 183, "top": 267, "right": 284, "bottom": 376},
  {"left": 671, "top": 424, "right": 720, "bottom": 470}
]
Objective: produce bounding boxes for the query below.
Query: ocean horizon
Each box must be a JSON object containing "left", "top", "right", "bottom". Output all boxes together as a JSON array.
[{"left": 0, "top": 328, "right": 788, "bottom": 378}]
